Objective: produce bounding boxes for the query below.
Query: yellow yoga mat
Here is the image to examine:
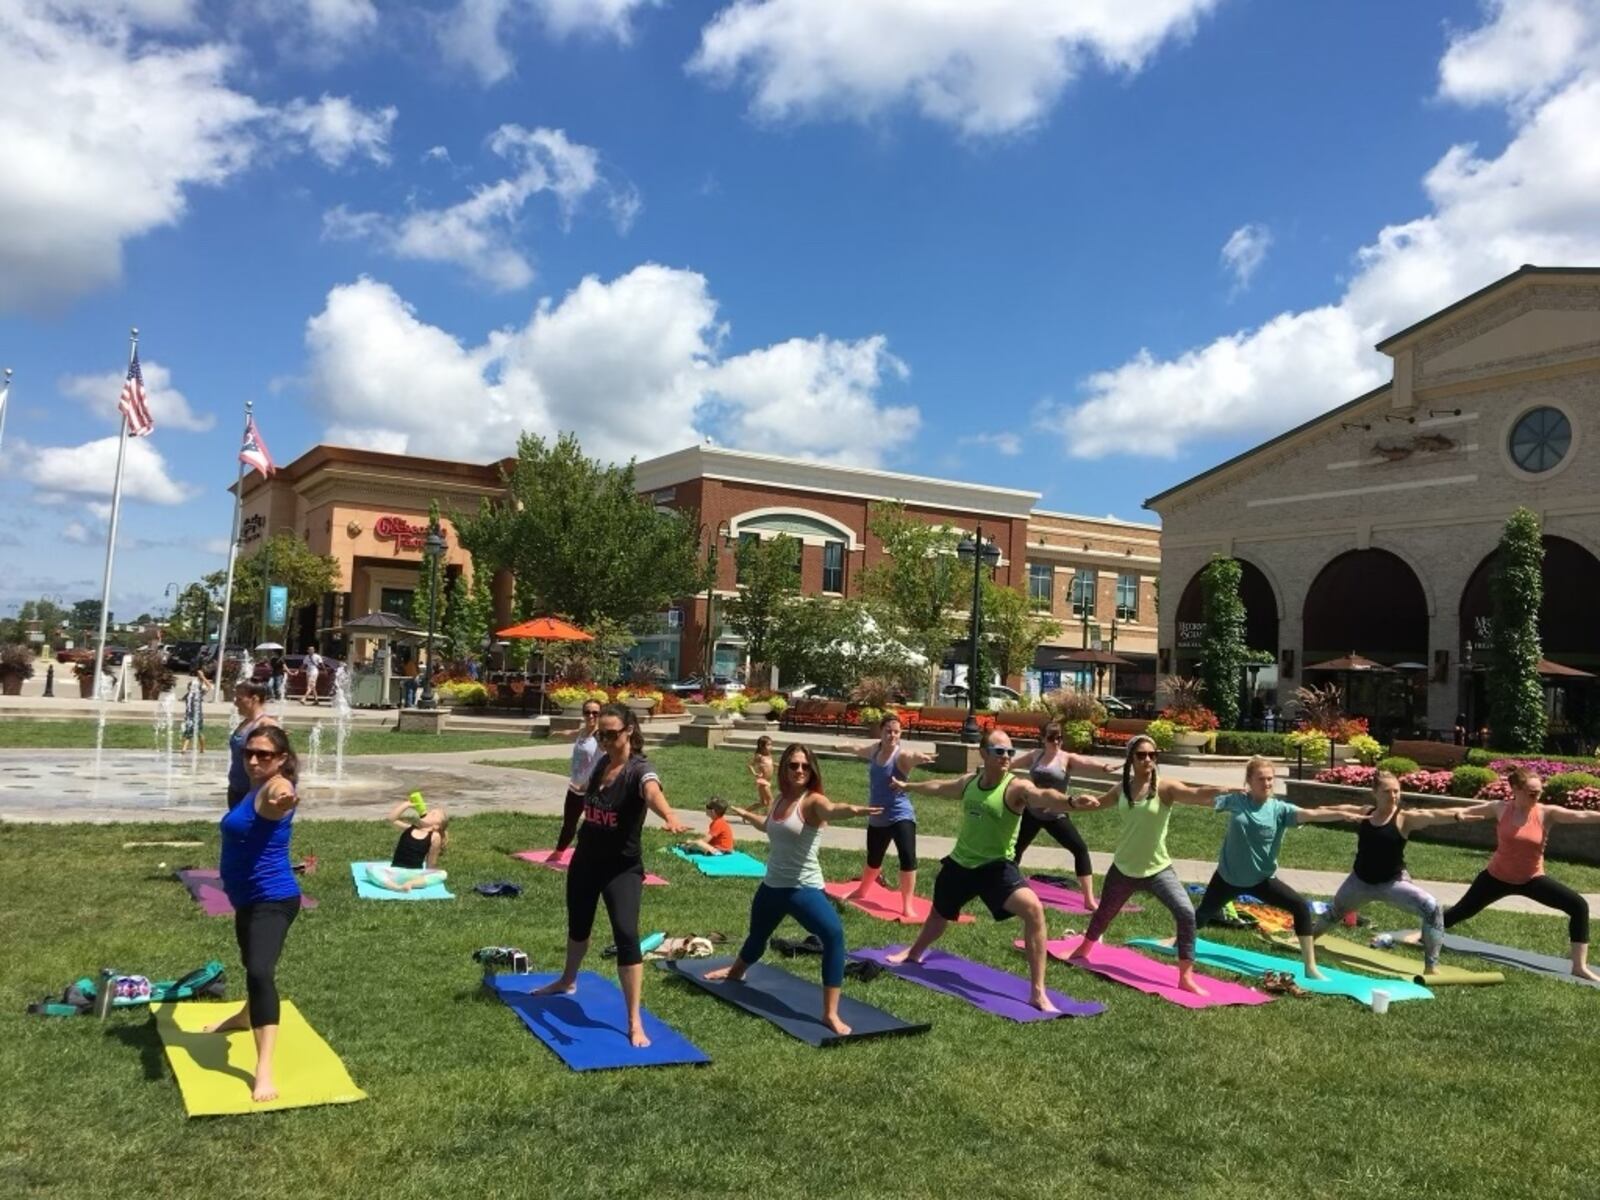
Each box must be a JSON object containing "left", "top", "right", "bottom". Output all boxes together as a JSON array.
[
  {"left": 1277, "top": 933, "right": 1505, "bottom": 987},
  {"left": 155, "top": 1001, "right": 368, "bottom": 1117}
]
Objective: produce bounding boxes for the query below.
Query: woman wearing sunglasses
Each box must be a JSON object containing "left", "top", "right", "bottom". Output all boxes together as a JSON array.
[
  {"left": 1008, "top": 720, "right": 1118, "bottom": 909},
  {"left": 1070, "top": 735, "right": 1228, "bottom": 994},
  {"left": 710, "top": 744, "right": 882, "bottom": 1036},
  {"left": 888, "top": 730, "right": 1096, "bottom": 1013},
  {"left": 203, "top": 724, "right": 302, "bottom": 1102},
  {"left": 535, "top": 704, "right": 689, "bottom": 1048},
  {"left": 842, "top": 712, "right": 936, "bottom": 919},
  {"left": 552, "top": 699, "right": 605, "bottom": 856}
]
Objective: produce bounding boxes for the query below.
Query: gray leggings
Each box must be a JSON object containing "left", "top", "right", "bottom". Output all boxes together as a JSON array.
[
  {"left": 1084, "top": 864, "right": 1196, "bottom": 960},
  {"left": 1322, "top": 871, "right": 1442, "bottom": 968}
]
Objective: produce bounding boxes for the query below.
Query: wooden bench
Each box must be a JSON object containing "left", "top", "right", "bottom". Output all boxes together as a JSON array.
[
  {"left": 1389, "top": 739, "right": 1469, "bottom": 769},
  {"left": 1094, "top": 717, "right": 1151, "bottom": 749},
  {"left": 908, "top": 706, "right": 989, "bottom": 737},
  {"left": 993, "top": 711, "right": 1052, "bottom": 743},
  {"left": 781, "top": 699, "right": 850, "bottom": 731}
]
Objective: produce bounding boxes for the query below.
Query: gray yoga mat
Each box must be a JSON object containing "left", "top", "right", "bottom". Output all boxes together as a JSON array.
[{"left": 1387, "top": 930, "right": 1600, "bottom": 989}]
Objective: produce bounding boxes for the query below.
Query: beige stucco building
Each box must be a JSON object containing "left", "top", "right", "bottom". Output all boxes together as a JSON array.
[{"left": 1148, "top": 265, "right": 1600, "bottom": 740}]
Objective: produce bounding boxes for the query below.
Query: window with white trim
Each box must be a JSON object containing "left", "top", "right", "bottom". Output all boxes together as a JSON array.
[
  {"left": 1116, "top": 573, "right": 1138, "bottom": 622},
  {"left": 822, "top": 541, "right": 845, "bottom": 593},
  {"left": 1071, "top": 568, "right": 1096, "bottom": 617},
  {"left": 1027, "top": 562, "right": 1053, "bottom": 610}
]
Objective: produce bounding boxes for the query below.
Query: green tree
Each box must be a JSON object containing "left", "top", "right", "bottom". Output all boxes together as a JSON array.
[
  {"left": 452, "top": 432, "right": 709, "bottom": 628},
  {"left": 767, "top": 597, "right": 918, "bottom": 695},
  {"left": 723, "top": 533, "right": 802, "bottom": 683},
  {"left": 411, "top": 502, "right": 446, "bottom": 636},
  {"left": 1198, "top": 555, "right": 1246, "bottom": 728},
  {"left": 982, "top": 577, "right": 1057, "bottom": 688},
  {"left": 1488, "top": 506, "right": 1547, "bottom": 752},
  {"left": 71, "top": 599, "right": 102, "bottom": 636},
  {"left": 222, "top": 532, "right": 340, "bottom": 647},
  {"left": 443, "top": 568, "right": 493, "bottom": 662},
  {"left": 859, "top": 501, "right": 964, "bottom": 701}
]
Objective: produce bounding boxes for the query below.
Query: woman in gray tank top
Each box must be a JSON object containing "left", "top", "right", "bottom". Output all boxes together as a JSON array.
[
  {"left": 708, "top": 743, "right": 881, "bottom": 1037},
  {"left": 1009, "top": 720, "right": 1119, "bottom": 909}
]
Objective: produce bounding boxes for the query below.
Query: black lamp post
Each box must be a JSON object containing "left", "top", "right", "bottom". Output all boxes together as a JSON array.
[
  {"left": 704, "top": 522, "right": 733, "bottom": 687},
  {"left": 956, "top": 525, "right": 1002, "bottom": 744},
  {"left": 418, "top": 524, "right": 446, "bottom": 710}
]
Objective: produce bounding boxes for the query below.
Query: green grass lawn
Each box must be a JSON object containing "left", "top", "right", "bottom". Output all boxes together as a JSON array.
[
  {"left": 2, "top": 815, "right": 1596, "bottom": 1199},
  {"left": 486, "top": 746, "right": 1600, "bottom": 893},
  {"left": 0, "top": 720, "right": 533, "bottom": 757}
]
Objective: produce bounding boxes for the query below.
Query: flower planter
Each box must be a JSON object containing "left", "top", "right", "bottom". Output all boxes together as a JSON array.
[
  {"left": 560, "top": 703, "right": 589, "bottom": 718},
  {"left": 77, "top": 674, "right": 97, "bottom": 698},
  {"left": 684, "top": 703, "right": 723, "bottom": 727},
  {"left": 0, "top": 672, "right": 23, "bottom": 696},
  {"left": 744, "top": 702, "right": 773, "bottom": 718},
  {"left": 1332, "top": 744, "right": 1355, "bottom": 763},
  {"left": 1172, "top": 730, "right": 1209, "bottom": 752},
  {"left": 625, "top": 699, "right": 658, "bottom": 716}
]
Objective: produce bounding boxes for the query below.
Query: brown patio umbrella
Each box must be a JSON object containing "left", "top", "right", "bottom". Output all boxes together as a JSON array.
[
  {"left": 1538, "top": 659, "right": 1594, "bottom": 678},
  {"left": 1305, "top": 653, "right": 1393, "bottom": 672},
  {"left": 1052, "top": 648, "right": 1135, "bottom": 668}
]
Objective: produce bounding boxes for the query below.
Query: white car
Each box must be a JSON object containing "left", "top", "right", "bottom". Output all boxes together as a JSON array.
[{"left": 940, "top": 683, "right": 1022, "bottom": 711}]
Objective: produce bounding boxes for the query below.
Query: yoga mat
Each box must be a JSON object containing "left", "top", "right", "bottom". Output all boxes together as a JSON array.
[
  {"left": 512, "top": 848, "right": 668, "bottom": 886},
  {"left": 1398, "top": 931, "right": 1600, "bottom": 990},
  {"left": 155, "top": 1001, "right": 367, "bottom": 1117},
  {"left": 1277, "top": 933, "right": 1504, "bottom": 987},
  {"left": 176, "top": 868, "right": 317, "bottom": 917},
  {"left": 1026, "top": 875, "right": 1139, "bottom": 916},
  {"left": 659, "top": 958, "right": 931, "bottom": 1046},
  {"left": 1026, "top": 936, "right": 1272, "bottom": 1009},
  {"left": 669, "top": 846, "right": 767, "bottom": 878},
  {"left": 350, "top": 861, "right": 455, "bottom": 901},
  {"left": 849, "top": 946, "right": 1103, "bottom": 1022},
  {"left": 489, "top": 971, "right": 709, "bottom": 1071},
  {"left": 823, "top": 881, "right": 972, "bottom": 925},
  {"left": 1130, "top": 937, "right": 1433, "bottom": 1005}
]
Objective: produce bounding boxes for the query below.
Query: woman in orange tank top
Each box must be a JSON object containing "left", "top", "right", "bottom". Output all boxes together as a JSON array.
[{"left": 1447, "top": 766, "right": 1600, "bottom": 981}]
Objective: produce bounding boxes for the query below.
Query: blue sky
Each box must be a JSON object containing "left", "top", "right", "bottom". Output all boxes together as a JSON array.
[{"left": 2, "top": 0, "right": 1598, "bottom": 620}]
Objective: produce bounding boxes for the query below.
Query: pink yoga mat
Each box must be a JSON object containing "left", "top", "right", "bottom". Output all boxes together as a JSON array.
[
  {"left": 823, "top": 881, "right": 972, "bottom": 925},
  {"left": 513, "top": 849, "right": 668, "bottom": 886},
  {"left": 1025, "top": 875, "right": 1140, "bottom": 917},
  {"left": 175, "top": 868, "right": 317, "bottom": 917},
  {"left": 1021, "top": 936, "right": 1271, "bottom": 1010}
]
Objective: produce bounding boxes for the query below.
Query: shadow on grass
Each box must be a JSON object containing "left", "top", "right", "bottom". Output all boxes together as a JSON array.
[{"left": 104, "top": 1017, "right": 169, "bottom": 1083}]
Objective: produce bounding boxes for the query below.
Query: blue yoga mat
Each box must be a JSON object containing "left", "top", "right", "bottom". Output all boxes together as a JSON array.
[
  {"left": 490, "top": 971, "right": 710, "bottom": 1071},
  {"left": 1129, "top": 937, "right": 1434, "bottom": 1005},
  {"left": 670, "top": 847, "right": 767, "bottom": 878},
  {"left": 350, "top": 861, "right": 455, "bottom": 901}
]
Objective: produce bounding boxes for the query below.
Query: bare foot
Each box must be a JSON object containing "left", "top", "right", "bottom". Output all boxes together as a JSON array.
[
  {"left": 843, "top": 885, "right": 871, "bottom": 902},
  {"left": 629, "top": 1023, "right": 652, "bottom": 1049},
  {"left": 202, "top": 1011, "right": 249, "bottom": 1034},
  {"left": 886, "top": 948, "right": 920, "bottom": 966},
  {"left": 1305, "top": 965, "right": 1328, "bottom": 981},
  {"left": 1066, "top": 940, "right": 1093, "bottom": 964},
  {"left": 1423, "top": 965, "right": 1440, "bottom": 978},
  {"left": 251, "top": 1075, "right": 278, "bottom": 1103},
  {"left": 1081, "top": 900, "right": 1098, "bottom": 913},
  {"left": 1176, "top": 974, "right": 1209, "bottom": 997},
  {"left": 703, "top": 966, "right": 733, "bottom": 982},
  {"left": 1575, "top": 965, "right": 1599, "bottom": 982},
  {"left": 900, "top": 904, "right": 918, "bottom": 920},
  {"left": 533, "top": 976, "right": 577, "bottom": 996},
  {"left": 822, "top": 1013, "right": 853, "bottom": 1037},
  {"left": 1030, "top": 990, "right": 1059, "bottom": 1014}
]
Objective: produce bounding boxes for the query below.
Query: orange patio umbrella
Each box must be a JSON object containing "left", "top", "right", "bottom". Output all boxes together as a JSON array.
[{"left": 496, "top": 616, "right": 594, "bottom": 687}]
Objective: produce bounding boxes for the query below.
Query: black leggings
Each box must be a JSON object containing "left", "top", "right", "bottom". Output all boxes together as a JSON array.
[
  {"left": 1012, "top": 811, "right": 1093, "bottom": 877},
  {"left": 554, "top": 789, "right": 585, "bottom": 853},
  {"left": 865, "top": 820, "right": 917, "bottom": 872},
  {"left": 234, "top": 898, "right": 299, "bottom": 1027},
  {"left": 1194, "top": 871, "right": 1314, "bottom": 937},
  {"left": 1446, "top": 870, "right": 1591, "bottom": 943},
  {"left": 567, "top": 855, "right": 645, "bottom": 966}
]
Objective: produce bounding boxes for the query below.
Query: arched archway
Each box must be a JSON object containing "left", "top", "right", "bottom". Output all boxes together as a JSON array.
[
  {"left": 1172, "top": 558, "right": 1282, "bottom": 716},
  {"left": 1302, "top": 549, "right": 1428, "bottom": 734}
]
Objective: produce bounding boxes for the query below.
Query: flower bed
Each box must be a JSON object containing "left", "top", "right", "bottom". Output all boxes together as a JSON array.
[{"left": 1312, "top": 764, "right": 1452, "bottom": 794}]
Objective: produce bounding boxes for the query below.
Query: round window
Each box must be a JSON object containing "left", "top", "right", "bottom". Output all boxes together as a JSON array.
[{"left": 1508, "top": 406, "right": 1571, "bottom": 474}]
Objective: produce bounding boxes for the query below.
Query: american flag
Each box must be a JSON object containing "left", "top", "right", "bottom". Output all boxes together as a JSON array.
[
  {"left": 240, "top": 414, "right": 276, "bottom": 477},
  {"left": 118, "top": 351, "right": 154, "bottom": 437}
]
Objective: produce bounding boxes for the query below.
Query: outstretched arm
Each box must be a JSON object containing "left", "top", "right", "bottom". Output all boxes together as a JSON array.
[
  {"left": 1065, "top": 752, "right": 1119, "bottom": 778},
  {"left": 1159, "top": 780, "right": 1229, "bottom": 807},
  {"left": 1008, "top": 778, "right": 1101, "bottom": 816},
  {"left": 897, "top": 745, "right": 937, "bottom": 770},
  {"left": 803, "top": 792, "right": 882, "bottom": 826},
  {"left": 1451, "top": 801, "right": 1500, "bottom": 823},
  {"left": 1397, "top": 806, "right": 1475, "bottom": 833},
  {"left": 893, "top": 774, "right": 973, "bottom": 800},
  {"left": 643, "top": 778, "right": 690, "bottom": 834},
  {"left": 851, "top": 742, "right": 880, "bottom": 761},
  {"left": 1545, "top": 804, "right": 1600, "bottom": 825},
  {"left": 729, "top": 806, "right": 769, "bottom": 833},
  {"left": 1294, "top": 804, "right": 1373, "bottom": 825},
  {"left": 1069, "top": 780, "right": 1123, "bottom": 816}
]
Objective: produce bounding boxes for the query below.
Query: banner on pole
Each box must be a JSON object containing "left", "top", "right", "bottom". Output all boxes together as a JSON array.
[{"left": 268, "top": 586, "right": 288, "bottom": 627}]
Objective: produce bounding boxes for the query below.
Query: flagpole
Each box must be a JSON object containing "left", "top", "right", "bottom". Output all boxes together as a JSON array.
[
  {"left": 212, "top": 400, "right": 251, "bottom": 702},
  {"left": 91, "top": 330, "right": 138, "bottom": 701},
  {"left": 0, "top": 368, "right": 13, "bottom": 459}
]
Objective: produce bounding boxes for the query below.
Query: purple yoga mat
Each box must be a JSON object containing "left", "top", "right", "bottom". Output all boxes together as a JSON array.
[
  {"left": 1024, "top": 936, "right": 1270, "bottom": 1010},
  {"left": 1026, "top": 876, "right": 1140, "bottom": 916},
  {"left": 175, "top": 868, "right": 317, "bottom": 917},
  {"left": 850, "top": 946, "right": 1104, "bottom": 1022}
]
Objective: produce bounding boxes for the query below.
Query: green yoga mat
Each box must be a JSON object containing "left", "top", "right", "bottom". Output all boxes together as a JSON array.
[
  {"left": 669, "top": 847, "right": 766, "bottom": 878},
  {"left": 1131, "top": 937, "right": 1434, "bottom": 1005},
  {"left": 1277, "top": 933, "right": 1503, "bottom": 986}
]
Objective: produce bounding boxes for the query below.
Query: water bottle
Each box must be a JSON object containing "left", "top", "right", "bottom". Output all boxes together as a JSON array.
[
  {"left": 409, "top": 791, "right": 427, "bottom": 817},
  {"left": 93, "top": 969, "right": 116, "bottom": 1020},
  {"left": 1371, "top": 933, "right": 1394, "bottom": 950}
]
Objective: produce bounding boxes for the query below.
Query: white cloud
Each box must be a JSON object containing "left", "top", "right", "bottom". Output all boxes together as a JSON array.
[
  {"left": 1439, "top": 0, "right": 1598, "bottom": 108},
  {"left": 304, "top": 267, "right": 918, "bottom": 467},
  {"left": 437, "top": 0, "right": 660, "bottom": 85},
  {"left": 690, "top": 0, "right": 1220, "bottom": 136},
  {"left": 1220, "top": 223, "right": 1272, "bottom": 292},
  {"left": 276, "top": 95, "right": 397, "bottom": 167},
  {"left": 1040, "top": 0, "right": 1600, "bottom": 460},
  {"left": 958, "top": 431, "right": 1023, "bottom": 456},
  {"left": 62, "top": 521, "right": 93, "bottom": 545},
  {"left": 17, "top": 437, "right": 197, "bottom": 505},
  {"left": 324, "top": 125, "right": 629, "bottom": 290},
  {"left": 59, "top": 360, "right": 215, "bottom": 433},
  {"left": 291, "top": 0, "right": 379, "bottom": 44}
]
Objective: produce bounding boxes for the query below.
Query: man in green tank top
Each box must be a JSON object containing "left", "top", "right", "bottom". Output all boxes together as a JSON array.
[{"left": 888, "top": 730, "right": 1099, "bottom": 1013}]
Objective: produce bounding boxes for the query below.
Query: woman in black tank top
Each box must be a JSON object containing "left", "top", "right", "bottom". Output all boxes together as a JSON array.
[{"left": 1008, "top": 721, "right": 1118, "bottom": 908}]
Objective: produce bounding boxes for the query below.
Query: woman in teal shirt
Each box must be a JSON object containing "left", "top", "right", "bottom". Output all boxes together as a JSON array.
[{"left": 1195, "top": 757, "right": 1369, "bottom": 979}]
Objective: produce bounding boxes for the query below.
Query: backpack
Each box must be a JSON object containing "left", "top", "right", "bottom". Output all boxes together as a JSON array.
[{"left": 26, "top": 960, "right": 227, "bottom": 1017}]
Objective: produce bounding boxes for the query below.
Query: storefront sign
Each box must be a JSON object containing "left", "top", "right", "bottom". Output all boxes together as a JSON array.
[
  {"left": 240, "top": 514, "right": 266, "bottom": 545},
  {"left": 1177, "top": 620, "right": 1204, "bottom": 651},
  {"left": 374, "top": 515, "right": 428, "bottom": 553}
]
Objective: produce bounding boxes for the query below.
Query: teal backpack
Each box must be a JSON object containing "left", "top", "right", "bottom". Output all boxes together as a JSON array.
[{"left": 27, "top": 961, "right": 227, "bottom": 1017}]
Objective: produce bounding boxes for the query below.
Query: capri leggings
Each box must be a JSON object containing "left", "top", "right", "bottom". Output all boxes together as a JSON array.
[
  {"left": 738, "top": 884, "right": 846, "bottom": 987},
  {"left": 1325, "top": 871, "right": 1442, "bottom": 967},
  {"left": 866, "top": 820, "right": 917, "bottom": 873},
  {"left": 1084, "top": 865, "right": 1196, "bottom": 960},
  {"left": 1446, "top": 871, "right": 1590, "bottom": 943},
  {"left": 1012, "top": 811, "right": 1093, "bottom": 878},
  {"left": 1195, "top": 872, "right": 1314, "bottom": 937},
  {"left": 233, "top": 898, "right": 299, "bottom": 1027},
  {"left": 554, "top": 789, "right": 586, "bottom": 853},
  {"left": 566, "top": 855, "right": 645, "bottom": 966}
]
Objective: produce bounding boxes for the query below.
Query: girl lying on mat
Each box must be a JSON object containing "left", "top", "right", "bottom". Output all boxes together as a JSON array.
[
  {"left": 366, "top": 799, "right": 450, "bottom": 892},
  {"left": 678, "top": 797, "right": 736, "bottom": 856}
]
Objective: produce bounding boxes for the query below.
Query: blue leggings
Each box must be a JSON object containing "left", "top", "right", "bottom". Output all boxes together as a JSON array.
[{"left": 738, "top": 884, "right": 846, "bottom": 987}]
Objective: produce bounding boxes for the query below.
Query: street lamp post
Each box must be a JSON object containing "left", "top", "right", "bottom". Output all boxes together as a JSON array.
[
  {"left": 418, "top": 524, "right": 446, "bottom": 710},
  {"left": 704, "top": 522, "right": 732, "bottom": 687},
  {"left": 956, "top": 524, "right": 1002, "bottom": 745}
]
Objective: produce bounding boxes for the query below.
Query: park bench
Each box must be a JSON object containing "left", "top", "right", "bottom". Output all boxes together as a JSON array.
[
  {"left": 908, "top": 706, "right": 988, "bottom": 738},
  {"left": 992, "top": 711, "right": 1052, "bottom": 743},
  {"left": 782, "top": 699, "right": 850, "bottom": 731},
  {"left": 1095, "top": 717, "right": 1151, "bottom": 749},
  {"left": 1389, "top": 739, "right": 1469, "bottom": 769}
]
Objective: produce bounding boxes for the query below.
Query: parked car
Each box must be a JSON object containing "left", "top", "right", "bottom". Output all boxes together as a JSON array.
[
  {"left": 251, "top": 654, "right": 343, "bottom": 699},
  {"left": 786, "top": 682, "right": 850, "bottom": 701},
  {"left": 667, "top": 675, "right": 744, "bottom": 696},
  {"left": 939, "top": 683, "right": 1023, "bottom": 711},
  {"left": 163, "top": 641, "right": 206, "bottom": 673},
  {"left": 56, "top": 645, "right": 129, "bottom": 667},
  {"left": 1100, "top": 695, "right": 1134, "bottom": 717}
]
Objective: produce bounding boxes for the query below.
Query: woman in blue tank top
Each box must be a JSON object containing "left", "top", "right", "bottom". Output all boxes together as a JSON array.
[
  {"left": 842, "top": 714, "right": 935, "bottom": 919},
  {"left": 206, "top": 722, "right": 301, "bottom": 1103},
  {"left": 226, "top": 681, "right": 278, "bottom": 810}
]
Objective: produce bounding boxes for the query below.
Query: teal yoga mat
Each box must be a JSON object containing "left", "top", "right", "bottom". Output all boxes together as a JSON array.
[
  {"left": 350, "top": 861, "right": 455, "bottom": 900},
  {"left": 1129, "top": 937, "right": 1434, "bottom": 1005},
  {"left": 669, "top": 847, "right": 766, "bottom": 878}
]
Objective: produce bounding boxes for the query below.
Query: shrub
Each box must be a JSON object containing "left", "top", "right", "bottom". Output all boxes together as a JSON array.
[
  {"left": 1487, "top": 757, "right": 1597, "bottom": 779},
  {"left": 438, "top": 681, "right": 488, "bottom": 706},
  {"left": 768, "top": 696, "right": 788, "bottom": 714},
  {"left": 850, "top": 676, "right": 897, "bottom": 709},
  {"left": 1347, "top": 734, "right": 1384, "bottom": 766},
  {"left": 1331, "top": 716, "right": 1371, "bottom": 744},
  {"left": 1544, "top": 772, "right": 1600, "bottom": 805},
  {"left": 1214, "top": 730, "right": 1287, "bottom": 756},
  {"left": 1564, "top": 786, "right": 1600, "bottom": 811},
  {"left": 549, "top": 685, "right": 592, "bottom": 709},
  {"left": 1062, "top": 719, "right": 1095, "bottom": 751},
  {"left": 1377, "top": 755, "right": 1420, "bottom": 777},
  {"left": 1285, "top": 730, "right": 1332, "bottom": 765},
  {"left": 1045, "top": 688, "right": 1108, "bottom": 727},
  {"left": 857, "top": 705, "right": 884, "bottom": 727},
  {"left": 1315, "top": 765, "right": 1376, "bottom": 787},
  {"left": 1400, "top": 769, "right": 1453, "bottom": 795},
  {"left": 1144, "top": 719, "right": 1175, "bottom": 752},
  {"left": 1448, "top": 765, "right": 1497, "bottom": 798},
  {"left": 1477, "top": 778, "right": 1513, "bottom": 802},
  {"left": 1293, "top": 682, "right": 1346, "bottom": 735},
  {"left": 0, "top": 643, "right": 35, "bottom": 678}
]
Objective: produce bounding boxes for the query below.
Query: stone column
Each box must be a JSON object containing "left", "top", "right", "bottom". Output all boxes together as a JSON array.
[{"left": 1429, "top": 610, "right": 1462, "bottom": 736}]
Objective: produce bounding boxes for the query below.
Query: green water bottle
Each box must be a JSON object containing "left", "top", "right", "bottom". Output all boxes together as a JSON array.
[{"left": 409, "top": 791, "right": 427, "bottom": 817}]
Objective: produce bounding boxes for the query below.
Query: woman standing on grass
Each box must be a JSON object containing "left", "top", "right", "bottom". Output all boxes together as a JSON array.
[
  {"left": 709, "top": 744, "right": 881, "bottom": 1037},
  {"left": 204, "top": 724, "right": 301, "bottom": 1103},
  {"left": 1312, "top": 770, "right": 1466, "bottom": 976},
  {"left": 1194, "top": 756, "right": 1371, "bottom": 980},
  {"left": 1438, "top": 765, "right": 1600, "bottom": 980},
  {"left": 535, "top": 704, "right": 689, "bottom": 1048},
  {"left": 1070, "top": 735, "right": 1229, "bottom": 995},
  {"left": 1008, "top": 720, "right": 1118, "bottom": 909},
  {"left": 226, "top": 682, "right": 278, "bottom": 810},
  {"left": 842, "top": 713, "right": 936, "bottom": 919}
]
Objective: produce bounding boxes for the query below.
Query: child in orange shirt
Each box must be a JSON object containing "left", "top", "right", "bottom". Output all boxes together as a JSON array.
[{"left": 680, "top": 797, "right": 736, "bottom": 855}]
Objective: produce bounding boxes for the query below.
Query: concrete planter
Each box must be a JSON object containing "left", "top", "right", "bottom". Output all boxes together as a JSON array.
[
  {"left": 1173, "top": 730, "right": 1208, "bottom": 752},
  {"left": 744, "top": 702, "right": 773, "bottom": 718},
  {"left": 625, "top": 699, "right": 658, "bottom": 716},
  {"left": 684, "top": 703, "right": 724, "bottom": 727},
  {"left": 0, "top": 672, "right": 25, "bottom": 696}
]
